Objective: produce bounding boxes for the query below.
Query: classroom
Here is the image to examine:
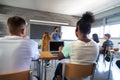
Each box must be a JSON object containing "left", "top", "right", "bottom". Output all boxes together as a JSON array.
[{"left": 0, "top": 0, "right": 120, "bottom": 80}]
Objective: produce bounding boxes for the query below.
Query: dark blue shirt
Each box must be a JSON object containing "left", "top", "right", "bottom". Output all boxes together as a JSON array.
[{"left": 102, "top": 40, "right": 113, "bottom": 50}]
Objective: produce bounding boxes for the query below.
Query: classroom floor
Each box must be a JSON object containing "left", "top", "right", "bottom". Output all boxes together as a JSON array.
[{"left": 32, "top": 54, "right": 120, "bottom": 80}]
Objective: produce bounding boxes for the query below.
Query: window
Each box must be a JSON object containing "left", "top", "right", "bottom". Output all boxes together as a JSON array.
[
  {"left": 104, "top": 25, "right": 110, "bottom": 34},
  {"left": 99, "top": 26, "right": 104, "bottom": 38},
  {"left": 109, "top": 24, "right": 120, "bottom": 38},
  {"left": 90, "top": 26, "right": 104, "bottom": 38},
  {"left": 61, "top": 26, "right": 77, "bottom": 40}
]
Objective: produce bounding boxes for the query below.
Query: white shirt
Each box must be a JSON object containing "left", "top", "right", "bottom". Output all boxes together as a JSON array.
[
  {"left": 0, "top": 36, "right": 40, "bottom": 74},
  {"left": 62, "top": 40, "right": 99, "bottom": 64}
]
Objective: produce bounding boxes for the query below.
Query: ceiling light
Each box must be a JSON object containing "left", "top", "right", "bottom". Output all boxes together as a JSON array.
[{"left": 30, "top": 19, "right": 69, "bottom": 25}]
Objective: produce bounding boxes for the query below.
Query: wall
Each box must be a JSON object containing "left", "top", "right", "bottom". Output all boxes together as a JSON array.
[
  {"left": 0, "top": 4, "right": 79, "bottom": 38},
  {"left": 0, "top": 4, "right": 79, "bottom": 26}
]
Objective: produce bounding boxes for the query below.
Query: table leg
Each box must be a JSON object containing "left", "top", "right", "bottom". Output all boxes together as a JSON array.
[
  {"left": 37, "top": 60, "right": 41, "bottom": 80},
  {"left": 41, "top": 60, "right": 44, "bottom": 80},
  {"left": 44, "top": 60, "right": 47, "bottom": 80}
]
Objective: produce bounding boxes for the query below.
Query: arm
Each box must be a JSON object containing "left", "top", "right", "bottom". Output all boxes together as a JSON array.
[
  {"left": 30, "top": 41, "right": 40, "bottom": 60},
  {"left": 100, "top": 41, "right": 106, "bottom": 51},
  {"left": 59, "top": 32, "right": 62, "bottom": 38},
  {"left": 58, "top": 52, "right": 65, "bottom": 60},
  {"left": 109, "top": 40, "right": 114, "bottom": 48},
  {"left": 50, "top": 32, "right": 54, "bottom": 40},
  {"left": 58, "top": 46, "right": 65, "bottom": 60},
  {"left": 58, "top": 44, "right": 71, "bottom": 60}
]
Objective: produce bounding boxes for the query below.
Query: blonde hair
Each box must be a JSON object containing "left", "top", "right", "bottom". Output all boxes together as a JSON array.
[{"left": 41, "top": 32, "right": 51, "bottom": 51}]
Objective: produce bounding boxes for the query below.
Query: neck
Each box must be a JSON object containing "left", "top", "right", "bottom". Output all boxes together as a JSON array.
[
  {"left": 78, "top": 35, "right": 90, "bottom": 42},
  {"left": 9, "top": 33, "right": 21, "bottom": 37}
]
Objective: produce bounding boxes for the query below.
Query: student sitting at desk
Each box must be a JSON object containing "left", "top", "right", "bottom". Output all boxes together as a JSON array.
[
  {"left": 100, "top": 33, "right": 113, "bottom": 61},
  {"left": 41, "top": 32, "right": 51, "bottom": 51},
  {"left": 100, "top": 33, "right": 113, "bottom": 52},
  {"left": 0, "top": 16, "right": 40, "bottom": 74},
  {"left": 53, "top": 12, "right": 99, "bottom": 80}
]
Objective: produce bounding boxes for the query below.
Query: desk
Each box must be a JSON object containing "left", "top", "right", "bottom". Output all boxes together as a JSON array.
[
  {"left": 39, "top": 51, "right": 58, "bottom": 60},
  {"left": 38, "top": 51, "right": 58, "bottom": 80}
]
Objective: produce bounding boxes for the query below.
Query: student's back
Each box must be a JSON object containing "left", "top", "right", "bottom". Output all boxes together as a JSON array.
[
  {"left": 0, "top": 16, "right": 40, "bottom": 74},
  {"left": 70, "top": 40, "right": 98, "bottom": 64},
  {"left": 0, "top": 36, "right": 39, "bottom": 74}
]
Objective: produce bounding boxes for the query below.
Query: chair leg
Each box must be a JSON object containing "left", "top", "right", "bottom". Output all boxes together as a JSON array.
[
  {"left": 103, "top": 54, "right": 106, "bottom": 67},
  {"left": 91, "top": 63, "right": 96, "bottom": 80},
  {"left": 96, "top": 53, "right": 100, "bottom": 62},
  {"left": 30, "top": 71, "right": 33, "bottom": 80}
]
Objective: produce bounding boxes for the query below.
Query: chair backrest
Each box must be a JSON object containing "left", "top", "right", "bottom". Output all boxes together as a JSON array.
[
  {"left": 62, "top": 63, "right": 96, "bottom": 80},
  {"left": 0, "top": 70, "right": 32, "bottom": 80}
]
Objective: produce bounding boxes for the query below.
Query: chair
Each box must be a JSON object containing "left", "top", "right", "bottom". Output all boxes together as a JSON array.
[
  {"left": 0, "top": 70, "right": 32, "bottom": 80},
  {"left": 62, "top": 63, "right": 96, "bottom": 80}
]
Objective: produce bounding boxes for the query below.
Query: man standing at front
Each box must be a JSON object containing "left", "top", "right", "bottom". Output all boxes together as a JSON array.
[{"left": 51, "top": 27, "right": 62, "bottom": 41}]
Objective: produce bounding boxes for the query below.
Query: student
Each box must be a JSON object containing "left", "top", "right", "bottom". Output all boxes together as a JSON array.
[
  {"left": 41, "top": 32, "right": 51, "bottom": 51},
  {"left": 53, "top": 12, "right": 99, "bottom": 80},
  {"left": 92, "top": 33, "right": 100, "bottom": 44},
  {"left": 100, "top": 33, "right": 113, "bottom": 53},
  {"left": 41, "top": 32, "right": 51, "bottom": 66},
  {"left": 0, "top": 16, "right": 40, "bottom": 74},
  {"left": 51, "top": 27, "right": 62, "bottom": 41}
]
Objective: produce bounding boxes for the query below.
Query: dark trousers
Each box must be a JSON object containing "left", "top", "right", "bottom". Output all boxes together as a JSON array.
[
  {"left": 53, "top": 63, "right": 67, "bottom": 80},
  {"left": 116, "top": 60, "right": 120, "bottom": 69}
]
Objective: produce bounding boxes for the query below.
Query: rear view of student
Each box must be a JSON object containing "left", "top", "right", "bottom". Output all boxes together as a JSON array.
[
  {"left": 41, "top": 32, "right": 51, "bottom": 51},
  {"left": 53, "top": 12, "right": 99, "bottom": 80},
  {"left": 0, "top": 16, "right": 40, "bottom": 74}
]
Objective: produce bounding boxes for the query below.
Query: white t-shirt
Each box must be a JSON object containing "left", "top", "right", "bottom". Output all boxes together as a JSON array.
[
  {"left": 0, "top": 36, "right": 40, "bottom": 74},
  {"left": 62, "top": 40, "right": 99, "bottom": 64}
]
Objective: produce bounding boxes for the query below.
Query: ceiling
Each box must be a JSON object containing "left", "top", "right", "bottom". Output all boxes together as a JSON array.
[{"left": 0, "top": 0, "right": 120, "bottom": 16}]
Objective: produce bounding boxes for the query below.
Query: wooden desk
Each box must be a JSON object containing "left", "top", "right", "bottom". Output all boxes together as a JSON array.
[
  {"left": 37, "top": 51, "right": 58, "bottom": 80},
  {"left": 39, "top": 51, "right": 58, "bottom": 59}
]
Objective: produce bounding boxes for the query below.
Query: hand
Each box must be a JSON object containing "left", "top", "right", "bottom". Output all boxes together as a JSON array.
[
  {"left": 100, "top": 47, "right": 104, "bottom": 51},
  {"left": 58, "top": 46, "right": 63, "bottom": 52}
]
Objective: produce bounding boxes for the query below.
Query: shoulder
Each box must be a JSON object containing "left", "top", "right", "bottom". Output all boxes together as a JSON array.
[
  {"left": 109, "top": 40, "right": 113, "bottom": 43},
  {"left": 24, "top": 39, "right": 38, "bottom": 44},
  {"left": 108, "top": 40, "right": 113, "bottom": 44}
]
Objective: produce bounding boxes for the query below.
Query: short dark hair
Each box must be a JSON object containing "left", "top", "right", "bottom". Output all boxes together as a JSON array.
[
  {"left": 104, "top": 33, "right": 111, "bottom": 39},
  {"left": 54, "top": 27, "right": 59, "bottom": 30},
  {"left": 77, "top": 12, "right": 95, "bottom": 35},
  {"left": 7, "top": 16, "right": 26, "bottom": 35},
  {"left": 92, "top": 33, "right": 99, "bottom": 43}
]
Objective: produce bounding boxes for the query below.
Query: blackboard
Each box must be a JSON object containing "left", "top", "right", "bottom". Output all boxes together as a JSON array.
[{"left": 30, "top": 24, "right": 60, "bottom": 39}]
